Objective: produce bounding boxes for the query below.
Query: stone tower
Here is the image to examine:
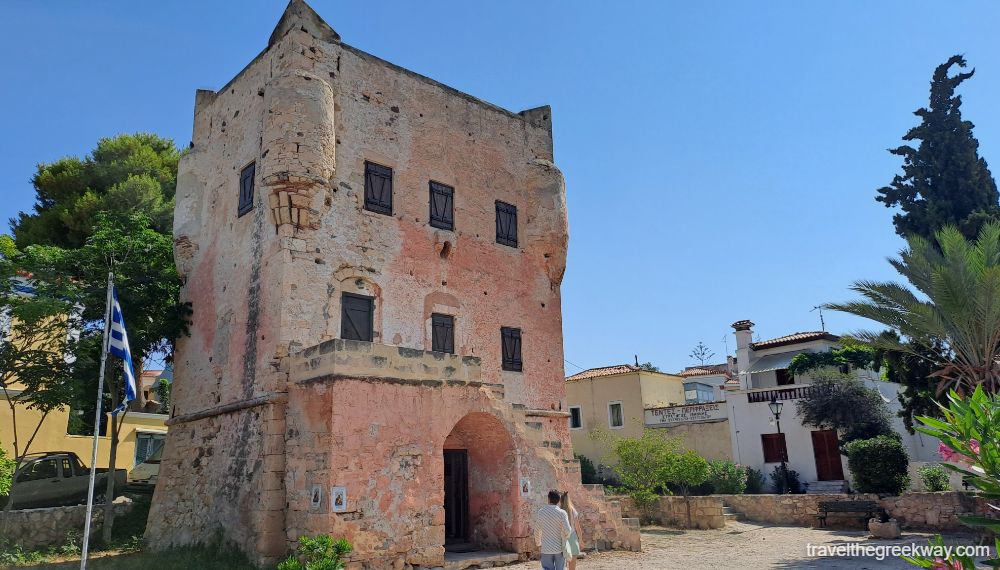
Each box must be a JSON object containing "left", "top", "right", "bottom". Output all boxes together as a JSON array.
[{"left": 147, "top": 1, "right": 639, "bottom": 567}]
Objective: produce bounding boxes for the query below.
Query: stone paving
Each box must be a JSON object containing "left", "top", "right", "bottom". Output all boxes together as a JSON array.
[{"left": 504, "top": 523, "right": 986, "bottom": 569}]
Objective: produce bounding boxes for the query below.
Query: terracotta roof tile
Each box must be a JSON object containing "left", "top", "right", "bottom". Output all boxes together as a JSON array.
[
  {"left": 566, "top": 364, "right": 638, "bottom": 382},
  {"left": 750, "top": 331, "right": 839, "bottom": 350}
]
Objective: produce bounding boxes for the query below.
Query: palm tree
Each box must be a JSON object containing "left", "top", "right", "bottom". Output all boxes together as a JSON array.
[{"left": 827, "top": 223, "right": 1000, "bottom": 394}]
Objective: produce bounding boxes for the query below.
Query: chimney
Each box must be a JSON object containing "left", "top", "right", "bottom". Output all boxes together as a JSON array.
[{"left": 731, "top": 320, "right": 755, "bottom": 390}]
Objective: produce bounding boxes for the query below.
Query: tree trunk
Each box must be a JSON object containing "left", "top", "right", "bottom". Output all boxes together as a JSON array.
[{"left": 101, "top": 387, "right": 119, "bottom": 544}]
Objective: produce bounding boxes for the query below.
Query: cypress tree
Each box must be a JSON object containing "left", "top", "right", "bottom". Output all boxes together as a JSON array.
[{"left": 877, "top": 55, "right": 999, "bottom": 241}]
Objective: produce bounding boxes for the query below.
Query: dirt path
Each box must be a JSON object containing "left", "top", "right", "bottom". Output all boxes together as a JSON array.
[{"left": 504, "top": 523, "right": 982, "bottom": 569}]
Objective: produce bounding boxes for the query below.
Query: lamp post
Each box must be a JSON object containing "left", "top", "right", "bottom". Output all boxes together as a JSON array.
[{"left": 768, "top": 396, "right": 787, "bottom": 491}]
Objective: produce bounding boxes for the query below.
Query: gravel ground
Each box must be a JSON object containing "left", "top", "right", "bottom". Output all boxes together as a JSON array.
[{"left": 503, "top": 522, "right": 987, "bottom": 569}]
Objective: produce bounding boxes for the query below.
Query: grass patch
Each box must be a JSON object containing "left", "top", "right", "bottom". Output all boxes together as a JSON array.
[{"left": 16, "top": 543, "right": 257, "bottom": 569}]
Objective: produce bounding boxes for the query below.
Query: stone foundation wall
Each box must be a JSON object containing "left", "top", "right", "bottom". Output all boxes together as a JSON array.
[
  {"left": 615, "top": 495, "right": 725, "bottom": 529},
  {"left": 718, "top": 492, "right": 1000, "bottom": 531},
  {"left": 0, "top": 498, "right": 134, "bottom": 551}
]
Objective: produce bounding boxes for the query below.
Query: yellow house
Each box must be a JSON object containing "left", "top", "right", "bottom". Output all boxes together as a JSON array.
[
  {"left": 565, "top": 364, "right": 686, "bottom": 477},
  {"left": 1, "top": 386, "right": 168, "bottom": 469}
]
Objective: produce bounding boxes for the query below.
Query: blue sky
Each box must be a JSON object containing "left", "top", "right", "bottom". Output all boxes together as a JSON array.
[{"left": 2, "top": 1, "right": 999, "bottom": 374}]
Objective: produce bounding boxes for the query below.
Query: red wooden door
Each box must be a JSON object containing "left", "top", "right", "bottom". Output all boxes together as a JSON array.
[{"left": 811, "top": 430, "right": 845, "bottom": 481}]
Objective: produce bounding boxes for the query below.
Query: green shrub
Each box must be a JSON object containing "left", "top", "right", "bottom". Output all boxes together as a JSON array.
[
  {"left": 744, "top": 467, "right": 766, "bottom": 494},
  {"left": 576, "top": 453, "right": 598, "bottom": 485},
  {"left": 707, "top": 460, "right": 747, "bottom": 494},
  {"left": 769, "top": 465, "right": 802, "bottom": 494},
  {"left": 918, "top": 464, "right": 950, "bottom": 492},
  {"left": 278, "top": 535, "right": 353, "bottom": 570},
  {"left": 0, "top": 448, "right": 14, "bottom": 496},
  {"left": 663, "top": 450, "right": 710, "bottom": 496},
  {"left": 844, "top": 435, "right": 910, "bottom": 495}
]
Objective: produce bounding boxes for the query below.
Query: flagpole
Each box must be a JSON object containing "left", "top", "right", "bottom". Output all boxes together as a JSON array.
[{"left": 80, "top": 271, "right": 114, "bottom": 570}]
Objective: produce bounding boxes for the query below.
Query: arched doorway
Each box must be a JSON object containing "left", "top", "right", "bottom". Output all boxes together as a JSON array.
[{"left": 442, "top": 412, "right": 516, "bottom": 552}]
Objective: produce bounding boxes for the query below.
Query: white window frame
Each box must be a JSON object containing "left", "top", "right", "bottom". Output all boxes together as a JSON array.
[
  {"left": 608, "top": 400, "right": 624, "bottom": 429},
  {"left": 568, "top": 405, "right": 583, "bottom": 430}
]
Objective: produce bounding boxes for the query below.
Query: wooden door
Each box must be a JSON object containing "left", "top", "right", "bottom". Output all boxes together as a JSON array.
[
  {"left": 443, "top": 450, "right": 469, "bottom": 543},
  {"left": 811, "top": 430, "right": 845, "bottom": 481}
]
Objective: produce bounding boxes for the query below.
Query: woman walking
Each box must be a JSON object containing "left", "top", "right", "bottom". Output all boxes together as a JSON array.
[{"left": 560, "top": 492, "right": 583, "bottom": 569}]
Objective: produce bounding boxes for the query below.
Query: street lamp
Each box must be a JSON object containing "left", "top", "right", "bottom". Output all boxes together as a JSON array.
[{"left": 769, "top": 396, "right": 788, "bottom": 490}]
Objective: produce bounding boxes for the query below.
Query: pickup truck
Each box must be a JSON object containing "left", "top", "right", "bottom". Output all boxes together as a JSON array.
[{"left": 1, "top": 451, "right": 127, "bottom": 510}]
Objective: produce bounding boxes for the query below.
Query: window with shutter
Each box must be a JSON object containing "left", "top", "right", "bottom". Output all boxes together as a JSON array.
[
  {"left": 761, "top": 433, "right": 788, "bottom": 463},
  {"left": 238, "top": 162, "right": 255, "bottom": 217},
  {"left": 429, "top": 182, "right": 454, "bottom": 230},
  {"left": 341, "top": 293, "right": 374, "bottom": 342},
  {"left": 495, "top": 201, "right": 518, "bottom": 247},
  {"left": 608, "top": 401, "right": 624, "bottom": 428},
  {"left": 500, "top": 326, "right": 522, "bottom": 371},
  {"left": 364, "top": 161, "right": 393, "bottom": 215},
  {"left": 569, "top": 406, "right": 583, "bottom": 430},
  {"left": 431, "top": 313, "right": 455, "bottom": 354}
]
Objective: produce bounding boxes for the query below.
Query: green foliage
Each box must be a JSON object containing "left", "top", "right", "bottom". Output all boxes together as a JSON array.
[
  {"left": 22, "top": 212, "right": 190, "bottom": 432},
  {"left": 874, "top": 332, "right": 947, "bottom": 434},
  {"left": 707, "top": 460, "right": 747, "bottom": 494},
  {"left": 795, "top": 373, "right": 893, "bottom": 445},
  {"left": 769, "top": 465, "right": 802, "bottom": 494},
  {"left": 637, "top": 361, "right": 661, "bottom": 372},
  {"left": 609, "top": 432, "right": 681, "bottom": 509},
  {"left": 744, "top": 467, "right": 766, "bottom": 494},
  {"left": 917, "top": 464, "right": 950, "bottom": 492},
  {"left": 11, "top": 133, "right": 180, "bottom": 249},
  {"left": 663, "top": 450, "right": 710, "bottom": 496},
  {"left": 876, "top": 55, "right": 999, "bottom": 242},
  {"left": 906, "top": 387, "right": 1000, "bottom": 568},
  {"left": 277, "top": 535, "right": 353, "bottom": 570},
  {"left": 155, "top": 378, "right": 172, "bottom": 414},
  {"left": 843, "top": 435, "right": 910, "bottom": 495},
  {"left": 827, "top": 221, "right": 1000, "bottom": 395},
  {"left": 689, "top": 341, "right": 715, "bottom": 366},
  {"left": 576, "top": 453, "right": 598, "bottom": 485},
  {"left": 787, "top": 344, "right": 875, "bottom": 376},
  {"left": 0, "top": 449, "right": 13, "bottom": 496},
  {"left": 903, "top": 535, "right": 1000, "bottom": 569}
]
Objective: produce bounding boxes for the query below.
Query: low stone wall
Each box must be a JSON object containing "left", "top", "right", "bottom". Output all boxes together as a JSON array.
[
  {"left": 0, "top": 498, "right": 134, "bottom": 550},
  {"left": 718, "top": 492, "right": 999, "bottom": 532},
  {"left": 615, "top": 495, "right": 725, "bottom": 529}
]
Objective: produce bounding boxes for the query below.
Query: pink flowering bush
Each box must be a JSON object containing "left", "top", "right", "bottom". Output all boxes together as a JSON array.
[{"left": 903, "top": 386, "right": 1000, "bottom": 569}]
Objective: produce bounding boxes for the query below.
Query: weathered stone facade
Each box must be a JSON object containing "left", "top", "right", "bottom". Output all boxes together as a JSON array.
[
  {"left": 617, "top": 495, "right": 726, "bottom": 529},
  {"left": 146, "top": 1, "right": 638, "bottom": 567}
]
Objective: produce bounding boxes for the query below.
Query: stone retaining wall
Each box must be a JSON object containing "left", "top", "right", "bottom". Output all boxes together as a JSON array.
[
  {"left": 717, "top": 492, "right": 999, "bottom": 532},
  {"left": 615, "top": 495, "right": 725, "bottom": 529},
  {"left": 0, "top": 498, "right": 134, "bottom": 550}
]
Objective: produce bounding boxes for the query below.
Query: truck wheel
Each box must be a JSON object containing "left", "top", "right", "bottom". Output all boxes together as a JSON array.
[{"left": 92, "top": 491, "right": 106, "bottom": 504}]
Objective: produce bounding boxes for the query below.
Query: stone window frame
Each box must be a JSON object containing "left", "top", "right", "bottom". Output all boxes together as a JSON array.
[
  {"left": 329, "top": 271, "right": 383, "bottom": 344},
  {"left": 608, "top": 400, "right": 624, "bottom": 430},
  {"left": 568, "top": 405, "right": 583, "bottom": 430}
]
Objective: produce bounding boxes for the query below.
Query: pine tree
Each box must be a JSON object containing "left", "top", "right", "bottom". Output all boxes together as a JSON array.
[{"left": 876, "top": 55, "right": 999, "bottom": 241}]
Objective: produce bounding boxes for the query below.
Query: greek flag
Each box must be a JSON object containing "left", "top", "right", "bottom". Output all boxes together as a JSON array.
[{"left": 108, "top": 287, "right": 137, "bottom": 415}]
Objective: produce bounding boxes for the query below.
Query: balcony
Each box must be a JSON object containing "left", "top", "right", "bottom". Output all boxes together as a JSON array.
[{"left": 746, "top": 385, "right": 816, "bottom": 404}]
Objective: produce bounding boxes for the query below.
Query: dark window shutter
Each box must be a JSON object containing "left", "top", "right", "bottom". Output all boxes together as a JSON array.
[
  {"left": 429, "top": 182, "right": 454, "bottom": 230},
  {"left": 569, "top": 407, "right": 582, "bottom": 429},
  {"left": 364, "top": 161, "right": 393, "bottom": 215},
  {"left": 341, "top": 293, "right": 374, "bottom": 342},
  {"left": 761, "top": 433, "right": 787, "bottom": 463},
  {"left": 501, "top": 327, "right": 522, "bottom": 371},
  {"left": 776, "top": 369, "right": 794, "bottom": 386},
  {"left": 495, "top": 201, "right": 518, "bottom": 247},
  {"left": 431, "top": 313, "right": 455, "bottom": 353},
  {"left": 238, "top": 162, "right": 255, "bottom": 217}
]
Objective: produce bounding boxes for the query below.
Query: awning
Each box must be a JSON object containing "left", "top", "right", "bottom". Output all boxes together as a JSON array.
[{"left": 746, "top": 353, "right": 795, "bottom": 374}]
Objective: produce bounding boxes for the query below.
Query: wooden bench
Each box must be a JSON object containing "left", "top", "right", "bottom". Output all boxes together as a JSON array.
[{"left": 816, "top": 500, "right": 881, "bottom": 528}]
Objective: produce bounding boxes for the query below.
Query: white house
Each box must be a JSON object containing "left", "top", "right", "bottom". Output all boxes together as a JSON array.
[{"left": 726, "top": 320, "right": 942, "bottom": 493}]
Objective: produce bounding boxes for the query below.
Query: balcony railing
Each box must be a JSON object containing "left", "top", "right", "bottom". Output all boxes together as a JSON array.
[{"left": 746, "top": 385, "right": 816, "bottom": 403}]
